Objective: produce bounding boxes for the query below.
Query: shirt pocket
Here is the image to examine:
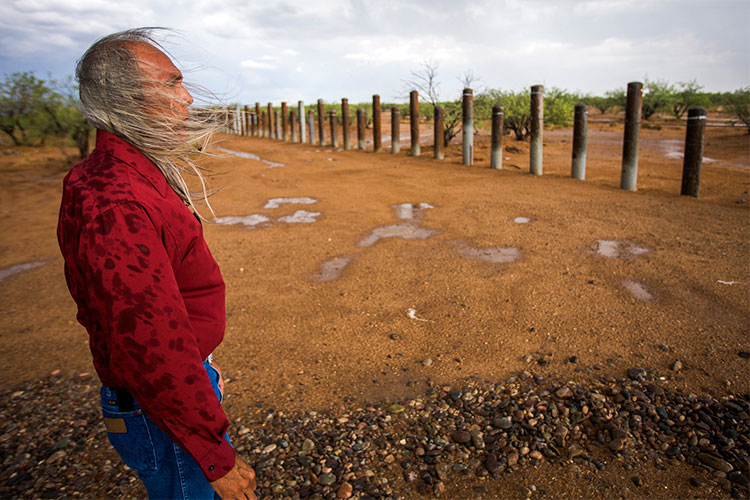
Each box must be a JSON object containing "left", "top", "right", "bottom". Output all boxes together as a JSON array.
[{"left": 101, "top": 406, "right": 159, "bottom": 472}]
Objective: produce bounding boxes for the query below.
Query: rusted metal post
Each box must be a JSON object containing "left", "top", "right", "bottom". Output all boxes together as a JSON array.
[
  {"left": 621, "top": 81, "right": 643, "bottom": 191},
  {"left": 490, "top": 105, "right": 504, "bottom": 169},
  {"left": 462, "top": 88, "right": 474, "bottom": 165},
  {"left": 357, "top": 109, "right": 365, "bottom": 150},
  {"left": 290, "top": 110, "right": 297, "bottom": 143},
  {"left": 571, "top": 104, "right": 588, "bottom": 179},
  {"left": 250, "top": 113, "right": 256, "bottom": 137},
  {"left": 260, "top": 111, "right": 267, "bottom": 138},
  {"left": 341, "top": 98, "right": 350, "bottom": 150},
  {"left": 434, "top": 106, "right": 444, "bottom": 160},
  {"left": 329, "top": 111, "right": 338, "bottom": 148},
  {"left": 317, "top": 99, "right": 325, "bottom": 146},
  {"left": 274, "top": 109, "right": 281, "bottom": 140},
  {"left": 410, "top": 90, "right": 420, "bottom": 156},
  {"left": 244, "top": 105, "right": 250, "bottom": 136},
  {"left": 373, "top": 95, "right": 382, "bottom": 153},
  {"left": 255, "top": 103, "right": 261, "bottom": 137},
  {"left": 681, "top": 107, "right": 706, "bottom": 197},
  {"left": 266, "top": 103, "right": 273, "bottom": 139},
  {"left": 281, "top": 102, "right": 288, "bottom": 141},
  {"left": 307, "top": 110, "right": 315, "bottom": 144},
  {"left": 298, "top": 101, "right": 306, "bottom": 143},
  {"left": 530, "top": 85, "right": 544, "bottom": 175},
  {"left": 391, "top": 107, "right": 400, "bottom": 154}
]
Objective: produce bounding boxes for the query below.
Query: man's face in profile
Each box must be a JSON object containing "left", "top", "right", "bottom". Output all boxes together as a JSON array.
[{"left": 127, "top": 42, "right": 193, "bottom": 121}]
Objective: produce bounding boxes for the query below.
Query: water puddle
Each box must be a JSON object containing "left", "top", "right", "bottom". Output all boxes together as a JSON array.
[
  {"left": 0, "top": 261, "right": 48, "bottom": 282},
  {"left": 315, "top": 256, "right": 352, "bottom": 281},
  {"left": 214, "top": 215, "right": 270, "bottom": 227},
  {"left": 215, "top": 147, "right": 285, "bottom": 168},
  {"left": 593, "top": 240, "right": 648, "bottom": 259},
  {"left": 623, "top": 279, "right": 653, "bottom": 301},
  {"left": 459, "top": 247, "right": 521, "bottom": 264},
  {"left": 358, "top": 224, "right": 439, "bottom": 247},
  {"left": 278, "top": 210, "right": 321, "bottom": 223},
  {"left": 513, "top": 217, "right": 531, "bottom": 224},
  {"left": 264, "top": 198, "right": 317, "bottom": 209},
  {"left": 658, "top": 140, "right": 716, "bottom": 163},
  {"left": 393, "top": 202, "right": 434, "bottom": 220}
]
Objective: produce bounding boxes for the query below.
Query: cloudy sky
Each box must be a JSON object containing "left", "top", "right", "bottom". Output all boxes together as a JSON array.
[{"left": 1, "top": 0, "right": 748, "bottom": 105}]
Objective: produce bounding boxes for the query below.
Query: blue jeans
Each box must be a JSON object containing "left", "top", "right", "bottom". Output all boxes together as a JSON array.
[{"left": 100, "top": 360, "right": 230, "bottom": 500}]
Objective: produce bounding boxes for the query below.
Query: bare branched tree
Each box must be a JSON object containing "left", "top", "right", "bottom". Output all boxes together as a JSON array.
[{"left": 401, "top": 60, "right": 441, "bottom": 106}]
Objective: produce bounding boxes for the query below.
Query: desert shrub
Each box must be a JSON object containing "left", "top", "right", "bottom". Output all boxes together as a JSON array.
[
  {"left": 728, "top": 87, "right": 750, "bottom": 134},
  {"left": 544, "top": 87, "right": 578, "bottom": 128},
  {"left": 670, "top": 80, "right": 710, "bottom": 119}
]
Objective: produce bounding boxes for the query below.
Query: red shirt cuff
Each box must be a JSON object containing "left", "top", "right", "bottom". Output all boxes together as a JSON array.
[{"left": 199, "top": 437, "right": 236, "bottom": 481}]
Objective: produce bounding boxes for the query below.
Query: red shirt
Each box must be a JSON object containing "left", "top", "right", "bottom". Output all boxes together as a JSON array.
[{"left": 57, "top": 130, "right": 235, "bottom": 481}]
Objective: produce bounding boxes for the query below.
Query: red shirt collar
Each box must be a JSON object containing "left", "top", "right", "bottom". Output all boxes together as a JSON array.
[{"left": 95, "top": 129, "right": 169, "bottom": 197}]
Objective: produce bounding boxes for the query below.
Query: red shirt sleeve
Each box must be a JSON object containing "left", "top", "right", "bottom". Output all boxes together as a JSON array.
[{"left": 78, "top": 200, "right": 235, "bottom": 481}]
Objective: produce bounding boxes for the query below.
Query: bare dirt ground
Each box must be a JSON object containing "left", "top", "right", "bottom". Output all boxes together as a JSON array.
[{"left": 1, "top": 117, "right": 748, "bottom": 498}]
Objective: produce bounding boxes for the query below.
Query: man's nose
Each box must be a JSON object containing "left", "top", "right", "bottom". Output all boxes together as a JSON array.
[{"left": 181, "top": 85, "right": 193, "bottom": 106}]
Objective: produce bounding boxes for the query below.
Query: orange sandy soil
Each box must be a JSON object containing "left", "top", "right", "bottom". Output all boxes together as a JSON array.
[{"left": 1, "top": 117, "right": 748, "bottom": 498}]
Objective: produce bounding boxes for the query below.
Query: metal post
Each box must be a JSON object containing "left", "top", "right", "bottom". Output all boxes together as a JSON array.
[
  {"left": 290, "top": 110, "right": 297, "bottom": 143},
  {"left": 391, "top": 107, "right": 400, "bottom": 154},
  {"left": 317, "top": 99, "right": 325, "bottom": 146},
  {"left": 267, "top": 103, "right": 274, "bottom": 139},
  {"left": 434, "top": 106, "right": 444, "bottom": 160},
  {"left": 298, "top": 101, "right": 306, "bottom": 143},
  {"left": 620, "top": 81, "right": 643, "bottom": 191},
  {"left": 307, "top": 110, "right": 315, "bottom": 144},
  {"left": 260, "top": 111, "right": 267, "bottom": 138},
  {"left": 341, "top": 98, "right": 350, "bottom": 150},
  {"left": 490, "top": 105, "right": 504, "bottom": 169},
  {"left": 281, "top": 102, "right": 288, "bottom": 141},
  {"left": 250, "top": 113, "right": 256, "bottom": 137},
  {"left": 681, "top": 107, "right": 706, "bottom": 197},
  {"left": 410, "top": 90, "right": 420, "bottom": 156},
  {"left": 530, "top": 85, "right": 544, "bottom": 175},
  {"left": 462, "top": 88, "right": 474, "bottom": 165},
  {"left": 244, "top": 105, "right": 250, "bottom": 136},
  {"left": 275, "top": 109, "right": 281, "bottom": 140},
  {"left": 571, "top": 104, "right": 588, "bottom": 180},
  {"left": 373, "top": 95, "right": 381, "bottom": 153},
  {"left": 329, "top": 111, "right": 338, "bottom": 148},
  {"left": 357, "top": 109, "right": 365, "bottom": 150},
  {"left": 255, "top": 103, "right": 261, "bottom": 137}
]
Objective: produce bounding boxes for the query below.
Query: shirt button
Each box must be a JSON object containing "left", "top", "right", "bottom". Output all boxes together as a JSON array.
[{"left": 209, "top": 465, "right": 214, "bottom": 471}]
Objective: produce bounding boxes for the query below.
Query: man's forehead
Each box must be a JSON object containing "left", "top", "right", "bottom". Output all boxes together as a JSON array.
[{"left": 124, "top": 41, "right": 180, "bottom": 78}]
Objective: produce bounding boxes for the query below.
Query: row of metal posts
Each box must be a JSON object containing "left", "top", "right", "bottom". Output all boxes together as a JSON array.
[{"left": 228, "top": 83, "right": 706, "bottom": 197}]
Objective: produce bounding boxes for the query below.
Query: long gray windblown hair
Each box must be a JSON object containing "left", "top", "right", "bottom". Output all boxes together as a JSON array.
[{"left": 76, "top": 27, "right": 220, "bottom": 218}]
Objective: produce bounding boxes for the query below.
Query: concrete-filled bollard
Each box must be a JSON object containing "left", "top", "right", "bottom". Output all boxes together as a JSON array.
[
  {"left": 490, "top": 105, "right": 504, "bottom": 169},
  {"left": 530, "top": 85, "right": 544, "bottom": 175},
  {"left": 357, "top": 109, "right": 365, "bottom": 150},
  {"left": 681, "top": 107, "right": 707, "bottom": 197},
  {"left": 462, "top": 88, "right": 474, "bottom": 166},
  {"left": 255, "top": 103, "right": 261, "bottom": 137},
  {"left": 307, "top": 110, "right": 315, "bottom": 144},
  {"left": 410, "top": 90, "right": 420, "bottom": 157},
  {"left": 571, "top": 104, "right": 588, "bottom": 179},
  {"left": 342, "top": 98, "right": 350, "bottom": 150},
  {"left": 275, "top": 109, "right": 281, "bottom": 140},
  {"left": 620, "top": 81, "right": 643, "bottom": 191},
  {"left": 434, "top": 106, "right": 444, "bottom": 160},
  {"left": 391, "top": 107, "right": 400, "bottom": 154},
  {"left": 290, "top": 110, "right": 297, "bottom": 142},
  {"left": 250, "top": 112, "right": 256, "bottom": 137},
  {"left": 281, "top": 102, "right": 288, "bottom": 141},
  {"left": 329, "top": 111, "right": 338, "bottom": 148},
  {"left": 260, "top": 111, "right": 267, "bottom": 139},
  {"left": 298, "top": 101, "right": 306, "bottom": 143},
  {"left": 373, "top": 95, "right": 382, "bottom": 153},
  {"left": 317, "top": 99, "right": 325, "bottom": 146},
  {"left": 244, "top": 105, "right": 250, "bottom": 136},
  {"left": 266, "top": 103, "right": 274, "bottom": 139}
]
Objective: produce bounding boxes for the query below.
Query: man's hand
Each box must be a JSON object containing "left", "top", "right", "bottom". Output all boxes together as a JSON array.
[{"left": 210, "top": 455, "right": 257, "bottom": 500}]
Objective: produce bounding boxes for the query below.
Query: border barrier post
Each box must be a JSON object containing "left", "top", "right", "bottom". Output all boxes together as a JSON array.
[
  {"left": 260, "top": 111, "right": 267, "bottom": 138},
  {"left": 391, "top": 107, "right": 400, "bottom": 154},
  {"left": 462, "top": 88, "right": 474, "bottom": 165},
  {"left": 357, "top": 109, "right": 365, "bottom": 150},
  {"left": 342, "top": 98, "right": 350, "bottom": 150},
  {"left": 490, "top": 105, "right": 504, "bottom": 169},
  {"left": 410, "top": 90, "right": 420, "bottom": 156},
  {"left": 281, "top": 102, "right": 288, "bottom": 141},
  {"left": 620, "top": 81, "right": 643, "bottom": 191},
  {"left": 275, "top": 109, "right": 281, "bottom": 139},
  {"left": 290, "top": 110, "right": 297, "bottom": 142},
  {"left": 571, "top": 104, "right": 588, "bottom": 179},
  {"left": 530, "top": 85, "right": 544, "bottom": 175},
  {"left": 373, "top": 95, "right": 382, "bottom": 153},
  {"left": 681, "top": 107, "right": 706, "bottom": 197},
  {"left": 317, "top": 99, "right": 325, "bottom": 146},
  {"left": 244, "top": 105, "right": 250, "bottom": 136},
  {"left": 307, "top": 109, "right": 315, "bottom": 144},
  {"left": 267, "top": 103, "right": 274, "bottom": 139},
  {"left": 298, "top": 101, "right": 306, "bottom": 143},
  {"left": 329, "top": 111, "right": 338, "bottom": 148},
  {"left": 434, "top": 106, "right": 444, "bottom": 160},
  {"left": 254, "top": 103, "right": 261, "bottom": 137}
]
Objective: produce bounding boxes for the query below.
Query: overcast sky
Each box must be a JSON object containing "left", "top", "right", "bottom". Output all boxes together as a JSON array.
[{"left": 1, "top": 0, "right": 748, "bottom": 105}]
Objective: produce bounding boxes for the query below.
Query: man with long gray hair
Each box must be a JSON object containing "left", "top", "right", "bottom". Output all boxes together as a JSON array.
[{"left": 57, "top": 28, "right": 257, "bottom": 499}]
